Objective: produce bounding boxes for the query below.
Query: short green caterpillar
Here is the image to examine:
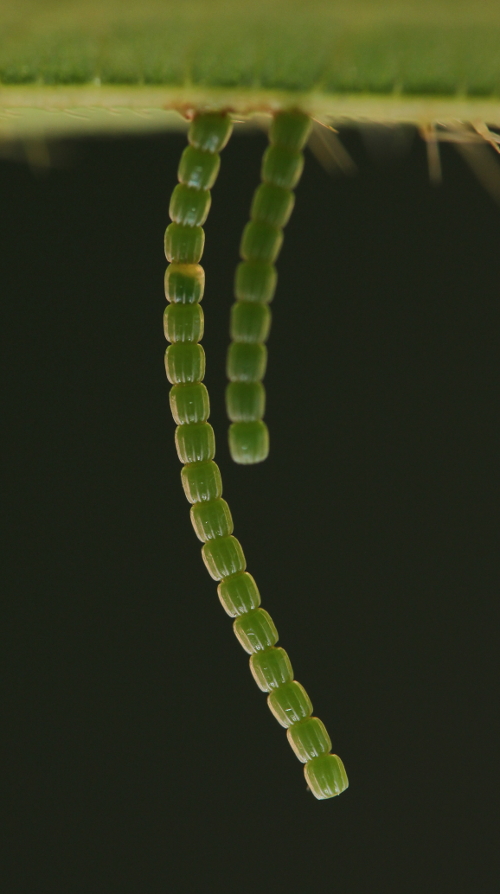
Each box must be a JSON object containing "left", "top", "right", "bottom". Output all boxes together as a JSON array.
[
  {"left": 225, "top": 111, "right": 312, "bottom": 464},
  {"left": 164, "top": 110, "right": 348, "bottom": 800}
]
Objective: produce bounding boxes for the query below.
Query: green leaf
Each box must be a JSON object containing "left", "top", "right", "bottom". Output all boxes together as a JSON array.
[{"left": 1, "top": 1, "right": 499, "bottom": 137}]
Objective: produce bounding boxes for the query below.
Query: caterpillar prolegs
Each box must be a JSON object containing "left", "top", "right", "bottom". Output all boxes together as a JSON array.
[{"left": 164, "top": 111, "right": 348, "bottom": 800}]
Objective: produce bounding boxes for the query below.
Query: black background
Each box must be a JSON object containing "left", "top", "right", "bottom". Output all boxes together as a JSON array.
[{"left": 2, "top": 123, "right": 499, "bottom": 892}]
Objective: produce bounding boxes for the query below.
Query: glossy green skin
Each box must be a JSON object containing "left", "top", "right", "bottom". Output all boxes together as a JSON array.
[
  {"left": 286, "top": 717, "right": 332, "bottom": 763},
  {"left": 234, "top": 261, "right": 277, "bottom": 304},
  {"left": 262, "top": 144, "right": 305, "bottom": 190},
  {"left": 164, "top": 303, "right": 204, "bottom": 344},
  {"left": 190, "top": 498, "right": 234, "bottom": 542},
  {"left": 169, "top": 382, "right": 210, "bottom": 425},
  {"left": 226, "top": 382, "right": 265, "bottom": 422},
  {"left": 304, "top": 754, "right": 349, "bottom": 800},
  {"left": 233, "top": 608, "right": 279, "bottom": 654},
  {"left": 164, "top": 263, "right": 205, "bottom": 304},
  {"left": 188, "top": 113, "right": 233, "bottom": 154},
  {"left": 227, "top": 343, "right": 267, "bottom": 383},
  {"left": 169, "top": 183, "right": 212, "bottom": 227},
  {"left": 240, "top": 220, "right": 283, "bottom": 264},
  {"left": 181, "top": 460, "right": 222, "bottom": 504},
  {"left": 165, "top": 343, "right": 205, "bottom": 384},
  {"left": 250, "top": 647, "right": 294, "bottom": 692},
  {"left": 202, "top": 535, "right": 246, "bottom": 581},
  {"left": 251, "top": 183, "right": 295, "bottom": 228},
  {"left": 267, "top": 681, "right": 313, "bottom": 728},
  {"left": 164, "top": 222, "right": 205, "bottom": 264},
  {"left": 217, "top": 572, "right": 261, "bottom": 618},
  {"left": 178, "top": 145, "right": 221, "bottom": 190},
  {"left": 175, "top": 422, "right": 215, "bottom": 464},
  {"left": 164, "top": 112, "right": 347, "bottom": 800},
  {"left": 226, "top": 112, "right": 312, "bottom": 465},
  {"left": 230, "top": 302, "right": 271, "bottom": 343},
  {"left": 228, "top": 421, "right": 269, "bottom": 465}
]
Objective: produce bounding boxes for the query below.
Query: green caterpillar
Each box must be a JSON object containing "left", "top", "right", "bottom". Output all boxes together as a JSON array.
[
  {"left": 164, "top": 110, "right": 348, "bottom": 800},
  {"left": 225, "top": 111, "right": 312, "bottom": 464}
]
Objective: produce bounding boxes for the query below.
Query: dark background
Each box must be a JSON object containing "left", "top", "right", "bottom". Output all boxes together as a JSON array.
[{"left": 2, "top": 123, "right": 499, "bottom": 893}]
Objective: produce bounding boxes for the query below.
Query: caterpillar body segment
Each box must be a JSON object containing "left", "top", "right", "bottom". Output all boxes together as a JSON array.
[
  {"left": 175, "top": 422, "right": 215, "bottom": 464},
  {"left": 227, "top": 342, "right": 268, "bottom": 383},
  {"left": 217, "top": 572, "right": 261, "bottom": 617},
  {"left": 226, "top": 381, "right": 266, "bottom": 422},
  {"left": 287, "top": 717, "right": 332, "bottom": 763},
  {"left": 164, "top": 302, "right": 204, "bottom": 343},
  {"left": 202, "top": 535, "right": 247, "bottom": 580},
  {"left": 164, "top": 112, "right": 347, "bottom": 800},
  {"left": 304, "top": 754, "right": 349, "bottom": 800},
  {"left": 250, "top": 647, "right": 294, "bottom": 692},
  {"left": 181, "top": 460, "right": 222, "bottom": 504},
  {"left": 190, "top": 498, "right": 234, "bottom": 543},
  {"left": 226, "top": 110, "right": 313, "bottom": 464},
  {"left": 164, "top": 223, "right": 204, "bottom": 264},
  {"left": 164, "top": 263, "right": 204, "bottom": 304},
  {"left": 169, "top": 382, "right": 209, "bottom": 425},
  {"left": 228, "top": 420, "right": 269, "bottom": 465},
  {"left": 230, "top": 301, "right": 271, "bottom": 343},
  {"left": 235, "top": 260, "right": 277, "bottom": 304},
  {"left": 165, "top": 342, "right": 206, "bottom": 384},
  {"left": 178, "top": 145, "right": 221, "bottom": 189},
  {"left": 169, "top": 183, "right": 212, "bottom": 227},
  {"left": 233, "top": 608, "right": 278, "bottom": 653}
]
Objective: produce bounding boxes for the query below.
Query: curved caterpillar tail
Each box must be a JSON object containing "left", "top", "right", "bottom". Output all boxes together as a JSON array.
[
  {"left": 164, "top": 111, "right": 347, "bottom": 800},
  {"left": 225, "top": 110, "right": 312, "bottom": 465}
]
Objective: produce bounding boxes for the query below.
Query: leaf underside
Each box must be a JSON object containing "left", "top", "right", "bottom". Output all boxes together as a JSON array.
[{"left": 1, "top": 0, "right": 499, "bottom": 138}]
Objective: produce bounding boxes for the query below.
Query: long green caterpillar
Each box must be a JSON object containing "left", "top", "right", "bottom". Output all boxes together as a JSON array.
[{"left": 163, "top": 110, "right": 348, "bottom": 800}]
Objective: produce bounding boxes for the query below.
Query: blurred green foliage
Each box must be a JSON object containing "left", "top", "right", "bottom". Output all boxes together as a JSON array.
[{"left": 1, "top": 0, "right": 499, "bottom": 96}]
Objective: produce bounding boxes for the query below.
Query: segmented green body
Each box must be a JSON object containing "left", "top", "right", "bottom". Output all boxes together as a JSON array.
[
  {"left": 225, "top": 111, "right": 312, "bottom": 464},
  {"left": 164, "top": 112, "right": 347, "bottom": 800}
]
